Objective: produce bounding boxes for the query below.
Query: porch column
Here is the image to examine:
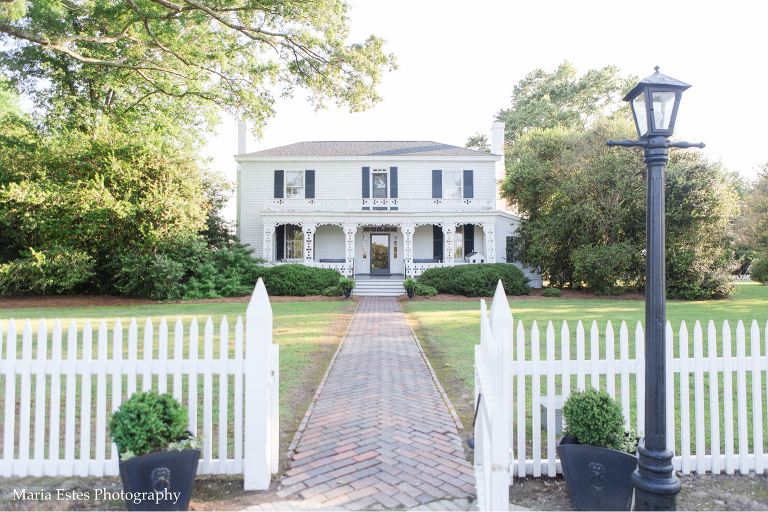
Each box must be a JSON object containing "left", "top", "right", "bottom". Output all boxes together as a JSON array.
[
  {"left": 443, "top": 224, "right": 454, "bottom": 266},
  {"left": 344, "top": 223, "right": 357, "bottom": 277},
  {"left": 483, "top": 221, "right": 496, "bottom": 263},
  {"left": 402, "top": 223, "right": 414, "bottom": 277},
  {"left": 303, "top": 223, "right": 317, "bottom": 266},
  {"left": 263, "top": 222, "right": 275, "bottom": 263}
]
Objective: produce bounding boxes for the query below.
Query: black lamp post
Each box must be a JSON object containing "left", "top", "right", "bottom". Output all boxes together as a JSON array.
[{"left": 607, "top": 66, "right": 705, "bottom": 511}]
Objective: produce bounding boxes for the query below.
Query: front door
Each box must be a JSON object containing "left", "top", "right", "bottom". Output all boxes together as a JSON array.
[{"left": 370, "top": 234, "right": 390, "bottom": 275}]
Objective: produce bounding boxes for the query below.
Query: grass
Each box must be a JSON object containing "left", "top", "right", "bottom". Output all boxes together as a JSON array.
[
  {"left": 403, "top": 281, "right": 768, "bottom": 458},
  {"left": 0, "top": 300, "right": 356, "bottom": 461}
]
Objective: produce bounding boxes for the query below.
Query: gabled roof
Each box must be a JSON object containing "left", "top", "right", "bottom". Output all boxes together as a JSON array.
[{"left": 239, "top": 141, "right": 496, "bottom": 158}]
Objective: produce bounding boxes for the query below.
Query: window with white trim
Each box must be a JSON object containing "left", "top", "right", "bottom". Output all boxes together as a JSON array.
[
  {"left": 286, "top": 170, "right": 304, "bottom": 198},
  {"left": 372, "top": 169, "right": 387, "bottom": 198},
  {"left": 443, "top": 170, "right": 462, "bottom": 199}
]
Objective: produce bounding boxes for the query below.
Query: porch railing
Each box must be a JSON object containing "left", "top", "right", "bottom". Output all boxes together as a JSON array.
[{"left": 264, "top": 198, "right": 494, "bottom": 212}]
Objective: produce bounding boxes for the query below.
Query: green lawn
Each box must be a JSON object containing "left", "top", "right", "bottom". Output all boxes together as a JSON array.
[
  {"left": 404, "top": 281, "right": 768, "bottom": 457},
  {"left": 0, "top": 300, "right": 356, "bottom": 460}
]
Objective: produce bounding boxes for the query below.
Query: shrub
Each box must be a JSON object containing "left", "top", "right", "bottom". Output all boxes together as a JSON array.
[
  {"left": 402, "top": 278, "right": 417, "bottom": 292},
  {"left": 0, "top": 248, "right": 96, "bottom": 295},
  {"left": 108, "top": 390, "right": 192, "bottom": 461},
  {"left": 417, "top": 263, "right": 530, "bottom": 297},
  {"left": 562, "top": 387, "right": 626, "bottom": 451},
  {"left": 572, "top": 243, "right": 636, "bottom": 295},
  {"left": 542, "top": 287, "right": 562, "bottom": 297},
  {"left": 750, "top": 256, "right": 768, "bottom": 283},
  {"left": 413, "top": 282, "right": 438, "bottom": 296},
  {"left": 338, "top": 277, "right": 356, "bottom": 293},
  {"left": 322, "top": 285, "right": 343, "bottom": 297},
  {"left": 261, "top": 264, "right": 341, "bottom": 296},
  {"left": 112, "top": 237, "right": 267, "bottom": 301}
]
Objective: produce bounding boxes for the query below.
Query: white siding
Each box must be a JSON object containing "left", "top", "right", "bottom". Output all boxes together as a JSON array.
[
  {"left": 413, "top": 226, "right": 434, "bottom": 260},
  {"left": 238, "top": 156, "right": 499, "bottom": 260},
  {"left": 314, "top": 225, "right": 345, "bottom": 260}
]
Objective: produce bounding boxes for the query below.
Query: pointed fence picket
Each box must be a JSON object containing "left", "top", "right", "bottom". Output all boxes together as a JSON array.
[
  {"left": 0, "top": 279, "right": 278, "bottom": 489},
  {"left": 474, "top": 281, "right": 768, "bottom": 512}
]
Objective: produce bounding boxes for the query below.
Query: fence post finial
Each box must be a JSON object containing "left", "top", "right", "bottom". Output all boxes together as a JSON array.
[{"left": 244, "top": 277, "right": 273, "bottom": 490}]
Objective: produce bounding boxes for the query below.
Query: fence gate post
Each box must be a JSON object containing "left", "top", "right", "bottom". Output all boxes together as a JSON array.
[{"left": 244, "top": 278, "right": 273, "bottom": 490}]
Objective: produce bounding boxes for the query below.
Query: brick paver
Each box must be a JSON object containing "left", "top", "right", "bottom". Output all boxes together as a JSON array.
[{"left": 265, "top": 296, "right": 474, "bottom": 510}]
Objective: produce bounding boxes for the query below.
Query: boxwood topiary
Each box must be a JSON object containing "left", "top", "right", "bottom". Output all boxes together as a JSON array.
[
  {"left": 562, "top": 387, "right": 625, "bottom": 450},
  {"left": 542, "top": 287, "right": 563, "bottom": 297},
  {"left": 417, "top": 263, "right": 530, "bottom": 297},
  {"left": 109, "top": 390, "right": 191, "bottom": 460}
]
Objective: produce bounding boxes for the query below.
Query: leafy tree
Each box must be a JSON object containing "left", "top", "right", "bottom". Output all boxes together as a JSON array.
[
  {"left": 465, "top": 133, "right": 490, "bottom": 153},
  {"left": 497, "top": 61, "right": 635, "bottom": 144},
  {"left": 734, "top": 164, "right": 768, "bottom": 254},
  {"left": 504, "top": 116, "right": 739, "bottom": 299},
  {"left": 0, "top": 0, "right": 397, "bottom": 138}
]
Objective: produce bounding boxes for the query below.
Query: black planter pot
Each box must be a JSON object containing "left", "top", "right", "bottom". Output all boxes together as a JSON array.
[
  {"left": 557, "top": 435, "right": 637, "bottom": 511},
  {"left": 119, "top": 449, "right": 200, "bottom": 511},
  {"left": 344, "top": 290, "right": 351, "bottom": 299},
  {"left": 407, "top": 290, "right": 414, "bottom": 299}
]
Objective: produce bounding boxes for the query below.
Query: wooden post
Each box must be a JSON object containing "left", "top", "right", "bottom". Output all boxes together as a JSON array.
[{"left": 244, "top": 278, "right": 272, "bottom": 490}]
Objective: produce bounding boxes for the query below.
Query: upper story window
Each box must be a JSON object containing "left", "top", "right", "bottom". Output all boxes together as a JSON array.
[
  {"left": 443, "top": 170, "right": 462, "bottom": 199},
  {"left": 286, "top": 170, "right": 304, "bottom": 198},
  {"left": 372, "top": 169, "right": 387, "bottom": 198}
]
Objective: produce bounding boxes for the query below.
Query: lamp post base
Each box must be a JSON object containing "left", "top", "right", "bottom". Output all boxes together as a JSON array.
[{"left": 630, "top": 437, "right": 681, "bottom": 510}]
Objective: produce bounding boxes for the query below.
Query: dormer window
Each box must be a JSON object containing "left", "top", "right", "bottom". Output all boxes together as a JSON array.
[{"left": 286, "top": 170, "right": 304, "bottom": 198}]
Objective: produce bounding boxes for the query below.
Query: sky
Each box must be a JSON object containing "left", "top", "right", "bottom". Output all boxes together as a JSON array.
[{"left": 205, "top": 0, "right": 768, "bottom": 220}]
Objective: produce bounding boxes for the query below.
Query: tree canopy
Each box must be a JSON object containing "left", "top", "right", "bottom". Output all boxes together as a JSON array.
[
  {"left": 503, "top": 116, "right": 740, "bottom": 299},
  {"left": 497, "top": 61, "right": 635, "bottom": 143},
  {"left": 0, "top": 0, "right": 397, "bottom": 137},
  {"left": 734, "top": 164, "right": 768, "bottom": 255}
]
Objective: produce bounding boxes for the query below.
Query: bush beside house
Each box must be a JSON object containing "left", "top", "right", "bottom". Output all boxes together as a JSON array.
[{"left": 417, "top": 263, "right": 530, "bottom": 297}]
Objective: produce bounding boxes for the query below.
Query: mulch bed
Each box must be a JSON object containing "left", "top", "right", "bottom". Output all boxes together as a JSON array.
[
  {"left": 0, "top": 294, "right": 361, "bottom": 310},
  {"left": 400, "top": 287, "right": 645, "bottom": 302},
  {"left": 0, "top": 287, "right": 647, "bottom": 310}
]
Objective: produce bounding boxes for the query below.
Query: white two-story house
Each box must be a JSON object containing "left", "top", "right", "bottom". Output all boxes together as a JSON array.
[{"left": 234, "top": 121, "right": 542, "bottom": 289}]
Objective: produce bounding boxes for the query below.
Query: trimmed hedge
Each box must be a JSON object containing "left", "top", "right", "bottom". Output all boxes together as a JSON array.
[
  {"left": 261, "top": 264, "right": 342, "bottom": 296},
  {"left": 413, "top": 282, "right": 438, "bottom": 297},
  {"left": 417, "top": 263, "right": 531, "bottom": 297}
]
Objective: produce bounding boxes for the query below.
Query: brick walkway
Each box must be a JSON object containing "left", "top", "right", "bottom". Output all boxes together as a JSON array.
[{"left": 255, "top": 296, "right": 474, "bottom": 511}]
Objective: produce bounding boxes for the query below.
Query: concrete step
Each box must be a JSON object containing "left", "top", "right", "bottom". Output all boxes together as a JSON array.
[{"left": 352, "top": 280, "right": 406, "bottom": 296}]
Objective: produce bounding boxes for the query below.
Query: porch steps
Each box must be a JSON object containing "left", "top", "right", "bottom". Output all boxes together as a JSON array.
[{"left": 351, "top": 279, "right": 406, "bottom": 297}]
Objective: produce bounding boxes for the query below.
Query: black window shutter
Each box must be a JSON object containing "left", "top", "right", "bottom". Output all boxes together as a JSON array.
[
  {"left": 362, "top": 167, "right": 370, "bottom": 198},
  {"left": 463, "top": 170, "right": 473, "bottom": 198},
  {"left": 275, "top": 225, "right": 284, "bottom": 261},
  {"left": 362, "top": 166, "right": 370, "bottom": 210},
  {"left": 433, "top": 225, "right": 443, "bottom": 261},
  {"left": 390, "top": 167, "right": 398, "bottom": 198},
  {"left": 432, "top": 170, "right": 442, "bottom": 198},
  {"left": 464, "top": 224, "right": 474, "bottom": 256},
  {"left": 274, "top": 170, "right": 284, "bottom": 198},
  {"left": 305, "top": 170, "right": 315, "bottom": 198}
]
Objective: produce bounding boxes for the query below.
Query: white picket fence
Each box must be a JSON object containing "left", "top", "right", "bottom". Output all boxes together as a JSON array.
[
  {"left": 0, "top": 278, "right": 279, "bottom": 490},
  {"left": 475, "top": 282, "right": 768, "bottom": 511}
]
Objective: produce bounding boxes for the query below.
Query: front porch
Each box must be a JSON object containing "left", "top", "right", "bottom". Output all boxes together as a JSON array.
[{"left": 260, "top": 212, "right": 500, "bottom": 278}]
